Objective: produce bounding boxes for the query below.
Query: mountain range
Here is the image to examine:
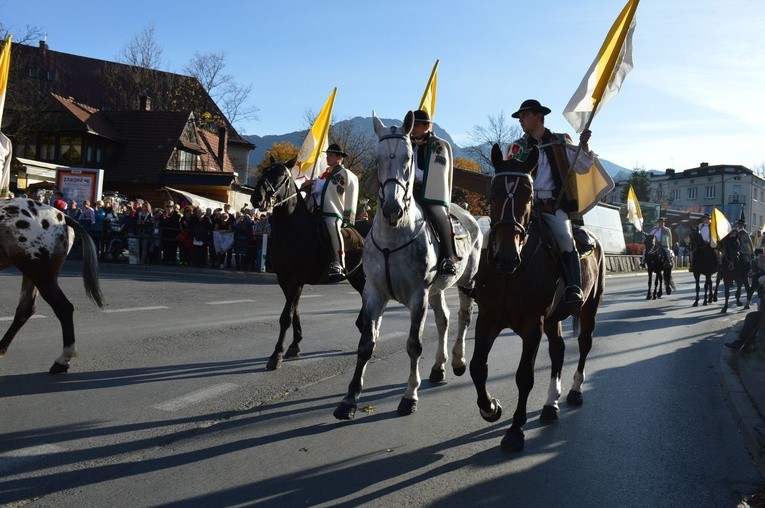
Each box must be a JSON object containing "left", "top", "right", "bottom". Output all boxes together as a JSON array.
[{"left": 243, "top": 116, "right": 633, "bottom": 182}]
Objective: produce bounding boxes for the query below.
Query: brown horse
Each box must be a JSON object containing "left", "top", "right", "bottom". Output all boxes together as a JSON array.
[
  {"left": 0, "top": 198, "right": 104, "bottom": 373},
  {"left": 469, "top": 144, "right": 605, "bottom": 452}
]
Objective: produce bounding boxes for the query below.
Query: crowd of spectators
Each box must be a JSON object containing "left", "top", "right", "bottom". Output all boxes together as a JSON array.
[{"left": 30, "top": 190, "right": 272, "bottom": 272}]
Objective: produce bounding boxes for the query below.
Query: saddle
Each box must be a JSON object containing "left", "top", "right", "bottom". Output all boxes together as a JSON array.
[{"left": 314, "top": 217, "right": 364, "bottom": 254}]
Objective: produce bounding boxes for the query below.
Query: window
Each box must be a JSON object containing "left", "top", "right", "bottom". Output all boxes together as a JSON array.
[
  {"left": 28, "top": 68, "right": 40, "bottom": 78},
  {"left": 167, "top": 148, "right": 200, "bottom": 171},
  {"left": 705, "top": 186, "right": 716, "bottom": 199},
  {"left": 39, "top": 134, "right": 56, "bottom": 161},
  {"left": 687, "top": 187, "right": 697, "bottom": 200},
  {"left": 59, "top": 135, "right": 82, "bottom": 163},
  {"left": 46, "top": 70, "right": 57, "bottom": 81},
  {"left": 671, "top": 189, "right": 680, "bottom": 201}
]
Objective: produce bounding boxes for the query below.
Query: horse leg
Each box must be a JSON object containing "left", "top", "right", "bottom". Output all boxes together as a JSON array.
[
  {"left": 656, "top": 271, "right": 663, "bottom": 299},
  {"left": 540, "top": 319, "right": 564, "bottom": 424},
  {"left": 693, "top": 275, "right": 700, "bottom": 307},
  {"left": 334, "top": 292, "right": 387, "bottom": 420},
  {"left": 398, "top": 295, "right": 428, "bottom": 415},
  {"left": 646, "top": 271, "right": 652, "bottom": 300},
  {"left": 0, "top": 277, "right": 38, "bottom": 357},
  {"left": 735, "top": 280, "right": 743, "bottom": 307},
  {"left": 427, "top": 290, "right": 449, "bottom": 383},
  {"left": 267, "top": 281, "right": 301, "bottom": 370},
  {"left": 567, "top": 303, "right": 596, "bottom": 406},
  {"left": 450, "top": 290, "right": 474, "bottom": 377},
  {"left": 469, "top": 314, "right": 503, "bottom": 423},
  {"left": 501, "top": 324, "right": 543, "bottom": 452},
  {"left": 285, "top": 285, "right": 304, "bottom": 359},
  {"left": 34, "top": 279, "right": 76, "bottom": 374},
  {"left": 721, "top": 278, "right": 731, "bottom": 314}
]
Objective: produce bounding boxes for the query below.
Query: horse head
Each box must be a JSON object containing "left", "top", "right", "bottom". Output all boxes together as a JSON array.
[
  {"left": 487, "top": 143, "right": 539, "bottom": 274},
  {"left": 720, "top": 232, "right": 741, "bottom": 267},
  {"left": 372, "top": 111, "right": 415, "bottom": 227},
  {"left": 644, "top": 233, "right": 656, "bottom": 250},
  {"left": 251, "top": 155, "right": 298, "bottom": 213}
]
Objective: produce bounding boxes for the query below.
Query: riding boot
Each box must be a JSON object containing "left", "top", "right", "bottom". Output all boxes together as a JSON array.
[
  {"left": 561, "top": 250, "right": 584, "bottom": 315},
  {"left": 428, "top": 205, "right": 458, "bottom": 276},
  {"left": 325, "top": 217, "right": 345, "bottom": 281}
]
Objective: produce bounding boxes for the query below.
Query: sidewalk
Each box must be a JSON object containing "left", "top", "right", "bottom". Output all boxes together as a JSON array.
[{"left": 720, "top": 322, "right": 765, "bottom": 478}]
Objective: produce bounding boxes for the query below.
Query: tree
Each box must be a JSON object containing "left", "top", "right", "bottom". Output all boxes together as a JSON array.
[
  {"left": 254, "top": 141, "right": 299, "bottom": 180},
  {"left": 183, "top": 51, "right": 258, "bottom": 131},
  {"left": 466, "top": 111, "right": 521, "bottom": 172},
  {"left": 620, "top": 168, "right": 652, "bottom": 202},
  {"left": 453, "top": 156, "right": 489, "bottom": 215}
]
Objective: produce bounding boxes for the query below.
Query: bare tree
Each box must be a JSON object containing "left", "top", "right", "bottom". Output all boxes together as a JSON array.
[
  {"left": 118, "top": 24, "right": 164, "bottom": 69},
  {"left": 466, "top": 111, "right": 521, "bottom": 172},
  {"left": 183, "top": 51, "right": 258, "bottom": 130}
]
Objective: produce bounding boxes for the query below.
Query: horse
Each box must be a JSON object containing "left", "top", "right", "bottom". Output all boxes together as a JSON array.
[
  {"left": 714, "top": 232, "right": 754, "bottom": 313},
  {"left": 0, "top": 198, "right": 104, "bottom": 373},
  {"left": 251, "top": 157, "right": 368, "bottom": 370},
  {"left": 688, "top": 228, "right": 718, "bottom": 306},
  {"left": 643, "top": 233, "right": 675, "bottom": 300},
  {"left": 333, "top": 111, "right": 482, "bottom": 420},
  {"left": 469, "top": 144, "right": 605, "bottom": 452}
]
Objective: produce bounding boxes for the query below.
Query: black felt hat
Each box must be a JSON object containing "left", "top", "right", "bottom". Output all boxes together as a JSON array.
[
  {"left": 413, "top": 109, "right": 432, "bottom": 123},
  {"left": 511, "top": 99, "right": 552, "bottom": 118},
  {"left": 325, "top": 143, "right": 348, "bottom": 158}
]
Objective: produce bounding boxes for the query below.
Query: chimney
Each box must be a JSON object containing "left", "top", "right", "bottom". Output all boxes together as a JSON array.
[
  {"left": 139, "top": 95, "right": 151, "bottom": 111},
  {"left": 217, "top": 124, "right": 228, "bottom": 170},
  {"left": 39, "top": 40, "right": 48, "bottom": 58},
  {"left": 700, "top": 162, "right": 709, "bottom": 167}
]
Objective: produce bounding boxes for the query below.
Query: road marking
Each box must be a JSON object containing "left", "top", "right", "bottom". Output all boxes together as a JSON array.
[
  {"left": 0, "top": 444, "right": 64, "bottom": 476},
  {"left": 152, "top": 383, "right": 240, "bottom": 412},
  {"left": 301, "top": 294, "right": 323, "bottom": 298},
  {"left": 103, "top": 306, "right": 169, "bottom": 313},
  {"left": 206, "top": 299, "right": 256, "bottom": 305},
  {"left": 0, "top": 315, "right": 47, "bottom": 322}
]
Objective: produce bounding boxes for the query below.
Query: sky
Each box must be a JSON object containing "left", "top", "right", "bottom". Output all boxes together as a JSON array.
[{"left": 2, "top": 0, "right": 764, "bottom": 172}]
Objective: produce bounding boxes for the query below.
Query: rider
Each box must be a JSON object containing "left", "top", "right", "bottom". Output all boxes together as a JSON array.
[
  {"left": 642, "top": 217, "right": 672, "bottom": 267},
  {"left": 734, "top": 217, "right": 754, "bottom": 269},
  {"left": 305, "top": 143, "right": 359, "bottom": 280},
  {"left": 410, "top": 109, "right": 458, "bottom": 276},
  {"left": 505, "top": 99, "right": 594, "bottom": 314}
]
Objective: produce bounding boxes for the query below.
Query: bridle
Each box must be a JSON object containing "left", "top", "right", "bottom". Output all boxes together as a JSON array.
[
  {"left": 488, "top": 171, "right": 533, "bottom": 257},
  {"left": 259, "top": 164, "right": 298, "bottom": 209},
  {"left": 377, "top": 133, "right": 413, "bottom": 215}
]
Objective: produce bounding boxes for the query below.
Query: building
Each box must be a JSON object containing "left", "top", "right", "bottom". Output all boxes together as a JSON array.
[{"left": 2, "top": 40, "right": 254, "bottom": 205}]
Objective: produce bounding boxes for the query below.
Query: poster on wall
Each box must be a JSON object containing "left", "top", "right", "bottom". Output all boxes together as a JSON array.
[{"left": 55, "top": 168, "right": 105, "bottom": 204}]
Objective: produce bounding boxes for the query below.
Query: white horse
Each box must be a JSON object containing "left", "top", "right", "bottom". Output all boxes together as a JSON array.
[{"left": 333, "top": 111, "right": 482, "bottom": 419}]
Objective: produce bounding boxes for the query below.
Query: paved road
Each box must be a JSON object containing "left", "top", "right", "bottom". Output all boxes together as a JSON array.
[{"left": 0, "top": 267, "right": 762, "bottom": 506}]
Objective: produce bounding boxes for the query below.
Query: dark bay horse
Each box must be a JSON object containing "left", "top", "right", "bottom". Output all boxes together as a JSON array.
[
  {"left": 251, "top": 158, "right": 367, "bottom": 370},
  {"left": 643, "top": 234, "right": 675, "bottom": 300},
  {"left": 0, "top": 198, "right": 104, "bottom": 373},
  {"left": 689, "top": 228, "right": 718, "bottom": 306},
  {"left": 715, "top": 232, "right": 753, "bottom": 313},
  {"left": 469, "top": 144, "right": 605, "bottom": 452}
]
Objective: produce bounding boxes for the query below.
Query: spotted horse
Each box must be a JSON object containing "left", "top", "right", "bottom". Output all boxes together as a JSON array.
[{"left": 0, "top": 198, "right": 104, "bottom": 373}]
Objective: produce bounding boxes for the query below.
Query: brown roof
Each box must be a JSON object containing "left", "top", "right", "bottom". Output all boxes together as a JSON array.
[
  {"left": 197, "top": 128, "right": 236, "bottom": 173},
  {"left": 51, "top": 93, "right": 124, "bottom": 141}
]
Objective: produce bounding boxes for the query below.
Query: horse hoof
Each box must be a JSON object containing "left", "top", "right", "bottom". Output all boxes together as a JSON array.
[
  {"left": 285, "top": 346, "right": 300, "bottom": 359},
  {"left": 453, "top": 364, "right": 466, "bottom": 377},
  {"left": 479, "top": 398, "right": 502, "bottom": 422},
  {"left": 692, "top": 302, "right": 699, "bottom": 307},
  {"left": 500, "top": 427, "right": 525, "bottom": 452},
  {"left": 566, "top": 390, "right": 583, "bottom": 406},
  {"left": 646, "top": 295, "right": 651, "bottom": 300},
  {"left": 721, "top": 307, "right": 728, "bottom": 314},
  {"left": 49, "top": 362, "right": 70, "bottom": 375},
  {"left": 266, "top": 355, "right": 282, "bottom": 371},
  {"left": 666, "top": 288, "right": 672, "bottom": 295},
  {"left": 429, "top": 368, "right": 445, "bottom": 383},
  {"left": 334, "top": 401, "right": 357, "bottom": 420},
  {"left": 539, "top": 405, "right": 559, "bottom": 424},
  {"left": 744, "top": 304, "right": 750, "bottom": 310},
  {"left": 397, "top": 397, "right": 418, "bottom": 416}
]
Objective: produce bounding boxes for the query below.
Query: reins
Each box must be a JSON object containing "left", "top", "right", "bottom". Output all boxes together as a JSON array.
[
  {"left": 488, "top": 171, "right": 533, "bottom": 266},
  {"left": 369, "top": 218, "right": 427, "bottom": 300}
]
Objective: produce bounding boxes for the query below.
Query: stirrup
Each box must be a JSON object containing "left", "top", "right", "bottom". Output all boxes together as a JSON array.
[{"left": 439, "top": 258, "right": 458, "bottom": 276}]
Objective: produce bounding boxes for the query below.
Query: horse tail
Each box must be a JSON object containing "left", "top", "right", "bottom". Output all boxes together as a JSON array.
[{"left": 65, "top": 216, "right": 105, "bottom": 308}]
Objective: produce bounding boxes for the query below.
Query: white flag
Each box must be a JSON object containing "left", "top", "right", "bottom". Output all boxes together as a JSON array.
[{"left": 626, "top": 184, "right": 643, "bottom": 231}]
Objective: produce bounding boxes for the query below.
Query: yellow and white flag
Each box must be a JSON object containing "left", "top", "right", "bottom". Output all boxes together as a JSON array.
[
  {"left": 710, "top": 207, "right": 732, "bottom": 248},
  {"left": 0, "top": 35, "right": 12, "bottom": 198},
  {"left": 626, "top": 184, "right": 643, "bottom": 231},
  {"left": 563, "top": 0, "right": 639, "bottom": 133},
  {"left": 295, "top": 87, "right": 336, "bottom": 181},
  {"left": 418, "top": 59, "right": 439, "bottom": 118}
]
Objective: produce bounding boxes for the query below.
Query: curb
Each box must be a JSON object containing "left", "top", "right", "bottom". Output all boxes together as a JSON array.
[{"left": 719, "top": 324, "right": 765, "bottom": 478}]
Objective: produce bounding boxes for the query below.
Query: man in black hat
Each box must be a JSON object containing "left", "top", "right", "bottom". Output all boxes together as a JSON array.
[
  {"left": 734, "top": 215, "right": 754, "bottom": 267},
  {"left": 698, "top": 213, "right": 712, "bottom": 245},
  {"left": 305, "top": 143, "right": 359, "bottom": 280},
  {"left": 504, "top": 99, "right": 595, "bottom": 314},
  {"left": 411, "top": 109, "right": 458, "bottom": 276}
]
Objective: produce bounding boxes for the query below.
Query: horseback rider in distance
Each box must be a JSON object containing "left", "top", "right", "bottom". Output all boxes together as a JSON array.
[
  {"left": 505, "top": 99, "right": 595, "bottom": 315},
  {"left": 303, "top": 143, "right": 359, "bottom": 280},
  {"left": 642, "top": 217, "right": 673, "bottom": 268},
  {"left": 411, "top": 109, "right": 459, "bottom": 276},
  {"left": 734, "top": 216, "right": 754, "bottom": 269}
]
